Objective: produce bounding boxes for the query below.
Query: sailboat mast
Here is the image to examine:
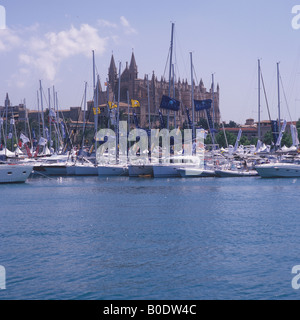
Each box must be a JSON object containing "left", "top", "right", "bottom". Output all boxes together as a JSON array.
[
  {"left": 81, "top": 81, "right": 87, "bottom": 149},
  {"left": 117, "top": 61, "right": 122, "bottom": 159},
  {"left": 5, "top": 94, "right": 8, "bottom": 149},
  {"left": 147, "top": 74, "right": 151, "bottom": 129},
  {"left": 37, "top": 90, "right": 41, "bottom": 140},
  {"left": 172, "top": 64, "right": 176, "bottom": 129},
  {"left": 167, "top": 22, "right": 175, "bottom": 130},
  {"left": 92, "top": 50, "right": 97, "bottom": 154},
  {"left": 127, "top": 91, "right": 130, "bottom": 133},
  {"left": 48, "top": 87, "right": 51, "bottom": 151},
  {"left": 39, "top": 80, "right": 45, "bottom": 138},
  {"left": 277, "top": 62, "right": 281, "bottom": 134},
  {"left": 212, "top": 73, "right": 215, "bottom": 132},
  {"left": 190, "top": 52, "right": 195, "bottom": 141},
  {"left": 258, "top": 59, "right": 261, "bottom": 141}
]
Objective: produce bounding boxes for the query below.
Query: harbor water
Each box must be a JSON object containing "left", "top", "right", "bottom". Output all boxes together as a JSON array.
[{"left": 0, "top": 175, "right": 300, "bottom": 300}]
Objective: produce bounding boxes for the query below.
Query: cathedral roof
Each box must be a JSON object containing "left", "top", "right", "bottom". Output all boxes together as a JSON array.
[{"left": 129, "top": 52, "right": 137, "bottom": 71}]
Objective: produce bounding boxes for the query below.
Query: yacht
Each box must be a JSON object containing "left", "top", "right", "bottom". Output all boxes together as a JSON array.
[
  {"left": 255, "top": 162, "right": 300, "bottom": 178},
  {"left": 0, "top": 164, "right": 33, "bottom": 183}
]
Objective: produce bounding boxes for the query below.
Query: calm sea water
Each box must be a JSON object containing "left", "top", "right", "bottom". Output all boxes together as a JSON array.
[{"left": 0, "top": 175, "right": 300, "bottom": 300}]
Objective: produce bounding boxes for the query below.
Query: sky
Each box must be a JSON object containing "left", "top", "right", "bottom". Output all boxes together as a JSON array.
[{"left": 1, "top": 0, "right": 300, "bottom": 124}]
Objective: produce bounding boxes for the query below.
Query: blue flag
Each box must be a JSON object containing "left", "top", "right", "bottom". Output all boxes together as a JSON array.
[
  {"left": 271, "top": 120, "right": 279, "bottom": 144},
  {"left": 60, "top": 121, "right": 66, "bottom": 139},
  {"left": 160, "top": 95, "right": 180, "bottom": 111},
  {"left": 194, "top": 99, "right": 212, "bottom": 111}
]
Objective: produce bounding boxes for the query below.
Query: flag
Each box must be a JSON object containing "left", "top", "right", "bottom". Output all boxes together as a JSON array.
[
  {"left": 194, "top": 99, "right": 212, "bottom": 111},
  {"left": 24, "top": 143, "right": 32, "bottom": 158},
  {"left": 108, "top": 102, "right": 117, "bottom": 110},
  {"left": 60, "top": 121, "right": 66, "bottom": 139},
  {"left": 131, "top": 99, "right": 140, "bottom": 108},
  {"left": 20, "top": 133, "right": 30, "bottom": 145},
  {"left": 45, "top": 127, "right": 49, "bottom": 140},
  {"left": 93, "top": 107, "right": 101, "bottom": 115},
  {"left": 160, "top": 95, "right": 180, "bottom": 111},
  {"left": 291, "top": 124, "right": 299, "bottom": 146},
  {"left": 38, "top": 137, "right": 48, "bottom": 146},
  {"left": 271, "top": 120, "right": 279, "bottom": 144},
  {"left": 49, "top": 108, "right": 56, "bottom": 118},
  {"left": 276, "top": 120, "right": 287, "bottom": 147},
  {"left": 233, "top": 128, "right": 242, "bottom": 152}
]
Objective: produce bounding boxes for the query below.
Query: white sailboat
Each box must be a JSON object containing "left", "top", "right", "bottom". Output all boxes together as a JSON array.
[
  {"left": 153, "top": 155, "right": 199, "bottom": 178},
  {"left": 33, "top": 154, "right": 72, "bottom": 176},
  {"left": 74, "top": 158, "right": 98, "bottom": 176},
  {"left": 128, "top": 163, "right": 153, "bottom": 177},
  {"left": 177, "top": 166, "right": 216, "bottom": 178},
  {"left": 98, "top": 163, "right": 128, "bottom": 176}
]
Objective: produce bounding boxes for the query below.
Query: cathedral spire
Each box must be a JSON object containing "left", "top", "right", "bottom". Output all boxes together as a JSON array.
[
  {"left": 129, "top": 51, "right": 137, "bottom": 71},
  {"left": 5, "top": 93, "right": 10, "bottom": 107},
  {"left": 129, "top": 51, "right": 138, "bottom": 79},
  {"left": 108, "top": 54, "right": 117, "bottom": 77},
  {"left": 108, "top": 54, "right": 117, "bottom": 89}
]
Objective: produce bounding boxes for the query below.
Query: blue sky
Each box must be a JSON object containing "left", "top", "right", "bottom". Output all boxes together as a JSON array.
[{"left": 0, "top": 0, "right": 300, "bottom": 123}]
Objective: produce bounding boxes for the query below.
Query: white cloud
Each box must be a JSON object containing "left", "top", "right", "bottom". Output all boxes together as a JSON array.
[
  {"left": 0, "top": 28, "right": 22, "bottom": 52},
  {"left": 19, "top": 24, "right": 108, "bottom": 81},
  {"left": 97, "top": 19, "right": 118, "bottom": 29},
  {"left": 120, "top": 16, "right": 137, "bottom": 35},
  {"left": 1, "top": 19, "right": 137, "bottom": 89}
]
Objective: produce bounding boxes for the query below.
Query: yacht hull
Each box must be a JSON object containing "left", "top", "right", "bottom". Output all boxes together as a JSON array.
[
  {"left": 0, "top": 165, "right": 33, "bottom": 183},
  {"left": 255, "top": 164, "right": 300, "bottom": 178}
]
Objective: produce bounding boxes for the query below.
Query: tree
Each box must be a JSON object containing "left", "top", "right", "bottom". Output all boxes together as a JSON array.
[
  {"left": 197, "top": 118, "right": 208, "bottom": 130},
  {"left": 240, "top": 136, "right": 250, "bottom": 146},
  {"left": 281, "top": 133, "right": 292, "bottom": 147},
  {"left": 263, "top": 130, "right": 274, "bottom": 145},
  {"left": 224, "top": 120, "right": 238, "bottom": 128},
  {"left": 215, "top": 131, "right": 236, "bottom": 148}
]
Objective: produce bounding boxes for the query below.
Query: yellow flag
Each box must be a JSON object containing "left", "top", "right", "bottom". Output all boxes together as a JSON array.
[
  {"left": 131, "top": 99, "right": 140, "bottom": 108},
  {"left": 108, "top": 102, "right": 117, "bottom": 110},
  {"left": 93, "top": 107, "right": 101, "bottom": 115}
]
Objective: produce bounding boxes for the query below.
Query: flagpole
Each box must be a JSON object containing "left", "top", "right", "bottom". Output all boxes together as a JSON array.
[
  {"left": 52, "top": 86, "right": 58, "bottom": 153},
  {"left": 172, "top": 64, "right": 176, "bottom": 129},
  {"left": 147, "top": 74, "right": 151, "bottom": 129},
  {"left": 167, "top": 22, "right": 175, "bottom": 131},
  {"left": 106, "top": 78, "right": 110, "bottom": 128},
  {"left": 117, "top": 61, "right": 121, "bottom": 161},
  {"left": 127, "top": 91, "right": 130, "bottom": 133},
  {"left": 277, "top": 62, "right": 281, "bottom": 136},
  {"left": 48, "top": 87, "right": 51, "bottom": 152},
  {"left": 258, "top": 59, "right": 261, "bottom": 141},
  {"left": 82, "top": 81, "right": 87, "bottom": 150},
  {"left": 190, "top": 52, "right": 195, "bottom": 141}
]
